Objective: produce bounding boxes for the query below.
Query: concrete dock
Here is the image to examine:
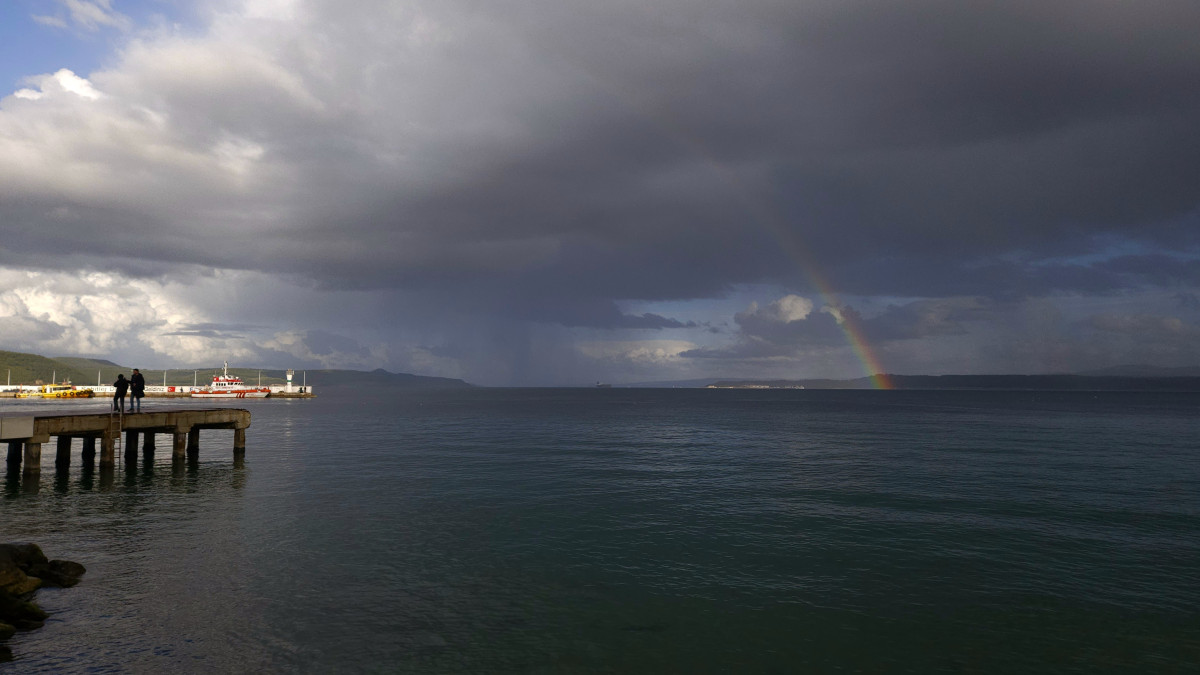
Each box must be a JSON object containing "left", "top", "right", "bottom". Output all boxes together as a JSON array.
[{"left": 2, "top": 408, "right": 251, "bottom": 475}]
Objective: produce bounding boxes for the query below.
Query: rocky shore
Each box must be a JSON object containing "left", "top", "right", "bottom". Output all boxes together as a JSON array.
[{"left": 0, "top": 543, "right": 86, "bottom": 661}]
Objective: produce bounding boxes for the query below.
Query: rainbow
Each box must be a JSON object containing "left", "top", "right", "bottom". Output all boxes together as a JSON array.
[
  {"left": 697, "top": 157, "right": 895, "bottom": 390},
  {"left": 579, "top": 74, "right": 894, "bottom": 388},
  {"left": 775, "top": 232, "right": 895, "bottom": 391},
  {"left": 807, "top": 275, "right": 895, "bottom": 391}
]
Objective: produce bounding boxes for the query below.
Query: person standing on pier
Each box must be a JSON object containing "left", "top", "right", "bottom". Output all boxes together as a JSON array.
[
  {"left": 130, "top": 368, "right": 146, "bottom": 412},
  {"left": 113, "top": 373, "right": 129, "bottom": 413}
]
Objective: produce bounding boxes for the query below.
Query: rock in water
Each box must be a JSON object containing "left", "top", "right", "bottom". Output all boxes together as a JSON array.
[
  {"left": 0, "top": 544, "right": 43, "bottom": 597},
  {"left": 0, "top": 543, "right": 86, "bottom": 653},
  {"left": 42, "top": 559, "right": 87, "bottom": 588}
]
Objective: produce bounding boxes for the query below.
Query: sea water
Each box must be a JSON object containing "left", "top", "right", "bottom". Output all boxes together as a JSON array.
[{"left": 1, "top": 388, "right": 1197, "bottom": 673}]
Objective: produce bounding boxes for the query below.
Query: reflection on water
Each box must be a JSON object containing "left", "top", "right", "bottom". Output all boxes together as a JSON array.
[
  {"left": 3, "top": 451, "right": 253, "bottom": 673},
  {"left": 5, "top": 449, "right": 244, "bottom": 496}
]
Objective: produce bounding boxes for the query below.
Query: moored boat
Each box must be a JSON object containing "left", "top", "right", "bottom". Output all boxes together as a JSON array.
[
  {"left": 43, "top": 384, "right": 95, "bottom": 398},
  {"left": 191, "top": 362, "right": 271, "bottom": 398},
  {"left": 16, "top": 383, "right": 95, "bottom": 399}
]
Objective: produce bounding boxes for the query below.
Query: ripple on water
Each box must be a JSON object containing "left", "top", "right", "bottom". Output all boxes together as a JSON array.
[{"left": 2, "top": 389, "right": 1198, "bottom": 672}]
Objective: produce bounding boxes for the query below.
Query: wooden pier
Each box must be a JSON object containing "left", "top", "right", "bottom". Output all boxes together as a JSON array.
[{"left": 2, "top": 408, "right": 250, "bottom": 475}]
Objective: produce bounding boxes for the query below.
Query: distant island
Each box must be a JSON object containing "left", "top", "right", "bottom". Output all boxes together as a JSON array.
[
  {"left": 0, "top": 350, "right": 472, "bottom": 390},
  {"left": 707, "top": 369, "right": 1200, "bottom": 391}
]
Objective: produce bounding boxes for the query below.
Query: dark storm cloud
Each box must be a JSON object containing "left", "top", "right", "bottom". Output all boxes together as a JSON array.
[
  {"left": 293, "top": 330, "right": 369, "bottom": 357},
  {"left": 1176, "top": 292, "right": 1200, "bottom": 310},
  {"left": 4, "top": 0, "right": 1200, "bottom": 337},
  {"left": 687, "top": 295, "right": 997, "bottom": 360},
  {"left": 732, "top": 298, "right": 844, "bottom": 349},
  {"left": 301, "top": 0, "right": 1200, "bottom": 309},
  {"left": 864, "top": 298, "right": 993, "bottom": 341},
  {"left": 1080, "top": 312, "right": 1200, "bottom": 365}
]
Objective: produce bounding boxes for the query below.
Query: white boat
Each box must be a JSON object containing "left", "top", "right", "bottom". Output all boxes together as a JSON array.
[{"left": 190, "top": 362, "right": 271, "bottom": 398}]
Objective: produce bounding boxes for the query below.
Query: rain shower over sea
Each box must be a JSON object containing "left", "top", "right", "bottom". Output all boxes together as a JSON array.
[{"left": 3, "top": 387, "right": 1198, "bottom": 673}]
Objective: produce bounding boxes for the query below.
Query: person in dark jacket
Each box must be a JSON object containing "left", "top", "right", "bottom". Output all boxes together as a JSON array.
[
  {"left": 113, "top": 374, "right": 129, "bottom": 412},
  {"left": 130, "top": 368, "right": 146, "bottom": 412}
]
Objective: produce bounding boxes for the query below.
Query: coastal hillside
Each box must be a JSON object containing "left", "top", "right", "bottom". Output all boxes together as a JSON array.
[
  {"left": 306, "top": 368, "right": 472, "bottom": 389},
  {"left": 0, "top": 350, "right": 100, "bottom": 386},
  {"left": 708, "top": 373, "right": 1200, "bottom": 391},
  {"left": 0, "top": 350, "right": 471, "bottom": 389}
]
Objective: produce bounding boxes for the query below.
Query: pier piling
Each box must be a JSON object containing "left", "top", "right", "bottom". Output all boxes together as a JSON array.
[
  {"left": 22, "top": 443, "right": 41, "bottom": 477},
  {"left": 1, "top": 409, "right": 250, "bottom": 476},
  {"left": 82, "top": 437, "right": 96, "bottom": 466},
  {"left": 56, "top": 437, "right": 71, "bottom": 469},
  {"left": 100, "top": 433, "right": 116, "bottom": 468}
]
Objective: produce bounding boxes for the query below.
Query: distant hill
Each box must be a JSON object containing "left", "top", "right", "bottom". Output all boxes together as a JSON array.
[
  {"left": 52, "top": 356, "right": 154, "bottom": 387},
  {"left": 709, "top": 373, "right": 1200, "bottom": 391},
  {"left": 886, "top": 374, "right": 1200, "bottom": 390},
  {"left": 0, "top": 350, "right": 472, "bottom": 389},
  {"left": 619, "top": 378, "right": 722, "bottom": 388},
  {"left": 1076, "top": 365, "right": 1200, "bottom": 377},
  {"left": 307, "top": 368, "right": 472, "bottom": 389},
  {"left": 0, "top": 350, "right": 97, "bottom": 386},
  {"left": 709, "top": 378, "right": 867, "bottom": 389}
]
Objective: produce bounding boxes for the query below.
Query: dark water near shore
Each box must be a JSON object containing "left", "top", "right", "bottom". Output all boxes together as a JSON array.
[{"left": 1, "top": 388, "right": 1198, "bottom": 673}]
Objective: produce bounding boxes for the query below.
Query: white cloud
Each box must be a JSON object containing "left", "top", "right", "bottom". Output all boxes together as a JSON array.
[
  {"left": 55, "top": 0, "right": 132, "bottom": 32},
  {"left": 13, "top": 69, "right": 103, "bottom": 100},
  {"left": 739, "top": 294, "right": 816, "bottom": 324},
  {"left": 213, "top": 134, "right": 266, "bottom": 177},
  {"left": 0, "top": 267, "right": 292, "bottom": 367},
  {"left": 53, "top": 68, "right": 103, "bottom": 99},
  {"left": 773, "top": 295, "right": 814, "bottom": 322},
  {"left": 0, "top": 265, "right": 456, "bottom": 373},
  {"left": 821, "top": 305, "right": 845, "bottom": 324},
  {"left": 0, "top": 268, "right": 172, "bottom": 357},
  {"left": 241, "top": 0, "right": 302, "bottom": 21},
  {"left": 32, "top": 14, "right": 70, "bottom": 29},
  {"left": 578, "top": 339, "right": 697, "bottom": 364}
]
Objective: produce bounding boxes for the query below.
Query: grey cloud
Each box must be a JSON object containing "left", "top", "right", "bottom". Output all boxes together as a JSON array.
[
  {"left": 161, "top": 330, "right": 227, "bottom": 339},
  {"left": 509, "top": 295, "right": 697, "bottom": 330},
  {"left": 6, "top": 0, "right": 1196, "bottom": 305},
  {"left": 0, "top": 315, "right": 66, "bottom": 347},
  {"left": 4, "top": 0, "right": 1200, "bottom": 382},
  {"left": 687, "top": 295, "right": 996, "bottom": 363},
  {"left": 295, "top": 330, "right": 368, "bottom": 357},
  {"left": 1078, "top": 313, "right": 1200, "bottom": 367},
  {"left": 1175, "top": 292, "right": 1200, "bottom": 311},
  {"left": 161, "top": 322, "right": 269, "bottom": 340},
  {"left": 864, "top": 298, "right": 993, "bottom": 341},
  {"left": 684, "top": 299, "right": 842, "bottom": 359},
  {"left": 1086, "top": 313, "right": 1193, "bottom": 337}
]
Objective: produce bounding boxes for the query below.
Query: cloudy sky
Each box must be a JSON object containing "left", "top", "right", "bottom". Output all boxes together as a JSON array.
[{"left": 1, "top": 0, "right": 1198, "bottom": 385}]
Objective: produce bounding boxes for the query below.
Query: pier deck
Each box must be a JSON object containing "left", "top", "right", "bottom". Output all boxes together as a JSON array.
[{"left": 2, "top": 408, "right": 250, "bottom": 474}]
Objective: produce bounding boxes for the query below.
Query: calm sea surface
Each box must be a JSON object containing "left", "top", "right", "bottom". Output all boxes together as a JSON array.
[{"left": 1, "top": 388, "right": 1198, "bottom": 673}]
